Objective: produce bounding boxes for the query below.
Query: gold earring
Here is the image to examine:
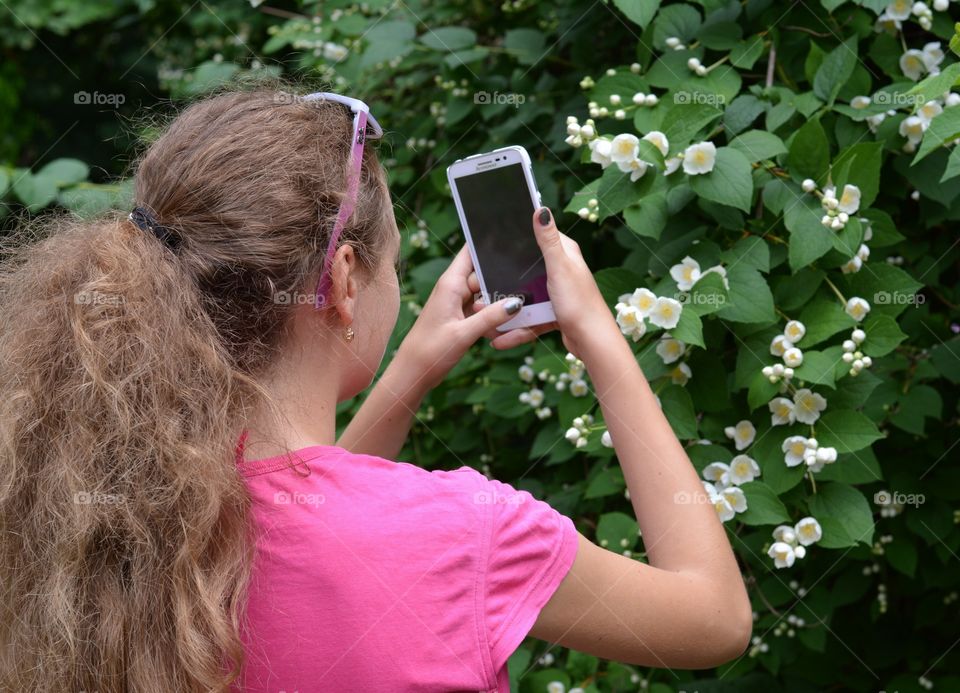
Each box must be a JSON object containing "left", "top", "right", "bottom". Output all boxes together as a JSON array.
[{"left": 344, "top": 325, "right": 355, "bottom": 342}]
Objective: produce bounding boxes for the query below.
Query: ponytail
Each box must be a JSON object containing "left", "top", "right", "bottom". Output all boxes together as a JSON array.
[{"left": 0, "top": 212, "right": 257, "bottom": 691}]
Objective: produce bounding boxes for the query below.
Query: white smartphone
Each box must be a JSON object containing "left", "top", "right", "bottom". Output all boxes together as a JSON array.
[{"left": 446, "top": 145, "right": 556, "bottom": 332}]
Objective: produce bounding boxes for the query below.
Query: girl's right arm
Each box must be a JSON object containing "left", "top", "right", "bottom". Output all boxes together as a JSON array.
[{"left": 526, "top": 208, "right": 753, "bottom": 668}]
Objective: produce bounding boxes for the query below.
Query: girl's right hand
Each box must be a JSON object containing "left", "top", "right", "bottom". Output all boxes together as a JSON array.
[{"left": 528, "top": 207, "right": 620, "bottom": 358}]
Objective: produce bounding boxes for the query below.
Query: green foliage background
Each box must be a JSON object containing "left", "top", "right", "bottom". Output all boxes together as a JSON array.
[{"left": 2, "top": 0, "right": 959, "bottom": 691}]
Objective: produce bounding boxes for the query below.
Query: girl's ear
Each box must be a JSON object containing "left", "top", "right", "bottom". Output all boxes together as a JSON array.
[{"left": 327, "top": 244, "right": 359, "bottom": 326}]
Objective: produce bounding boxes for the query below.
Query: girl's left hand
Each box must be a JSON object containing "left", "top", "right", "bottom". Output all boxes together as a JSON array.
[{"left": 397, "top": 245, "right": 556, "bottom": 391}]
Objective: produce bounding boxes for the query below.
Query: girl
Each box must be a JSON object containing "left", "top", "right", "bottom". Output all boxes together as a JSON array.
[{"left": 0, "top": 88, "right": 752, "bottom": 692}]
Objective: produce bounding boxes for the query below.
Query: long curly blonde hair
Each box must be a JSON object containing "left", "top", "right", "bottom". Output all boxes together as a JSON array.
[{"left": 0, "top": 87, "right": 391, "bottom": 691}]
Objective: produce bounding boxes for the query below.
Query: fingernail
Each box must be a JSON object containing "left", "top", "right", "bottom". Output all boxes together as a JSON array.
[
  {"left": 505, "top": 297, "right": 523, "bottom": 315},
  {"left": 538, "top": 207, "right": 552, "bottom": 227}
]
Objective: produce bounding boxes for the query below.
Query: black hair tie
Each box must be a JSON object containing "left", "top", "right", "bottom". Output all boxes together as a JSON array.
[{"left": 128, "top": 206, "right": 181, "bottom": 252}]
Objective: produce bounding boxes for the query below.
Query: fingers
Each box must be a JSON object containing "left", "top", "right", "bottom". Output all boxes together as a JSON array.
[
  {"left": 532, "top": 207, "right": 567, "bottom": 265},
  {"left": 467, "top": 271, "right": 480, "bottom": 294},
  {"left": 490, "top": 321, "right": 559, "bottom": 350},
  {"left": 460, "top": 296, "right": 524, "bottom": 341}
]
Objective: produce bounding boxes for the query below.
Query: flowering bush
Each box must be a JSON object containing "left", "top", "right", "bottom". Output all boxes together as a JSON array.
[{"left": 4, "top": 0, "right": 960, "bottom": 690}]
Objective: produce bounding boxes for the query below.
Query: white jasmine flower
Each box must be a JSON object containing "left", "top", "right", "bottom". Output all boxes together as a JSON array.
[
  {"left": 866, "top": 112, "right": 887, "bottom": 133},
  {"left": 721, "top": 485, "right": 747, "bottom": 513},
  {"left": 564, "top": 427, "right": 580, "bottom": 444},
  {"left": 815, "top": 446, "right": 838, "bottom": 464},
  {"left": 570, "top": 379, "right": 589, "bottom": 397},
  {"left": 845, "top": 296, "right": 871, "bottom": 321},
  {"left": 784, "top": 320, "right": 806, "bottom": 343},
  {"left": 642, "top": 130, "right": 670, "bottom": 157},
  {"left": 682, "top": 141, "right": 717, "bottom": 175},
  {"left": 802, "top": 178, "right": 817, "bottom": 192},
  {"left": 622, "top": 157, "right": 650, "bottom": 182},
  {"left": 670, "top": 362, "right": 692, "bottom": 385},
  {"left": 610, "top": 133, "right": 640, "bottom": 164},
  {"left": 842, "top": 255, "right": 863, "bottom": 274},
  {"left": 887, "top": 0, "right": 913, "bottom": 19},
  {"left": 649, "top": 296, "right": 683, "bottom": 329},
  {"left": 934, "top": 0, "right": 949, "bottom": 9},
  {"left": 900, "top": 115, "right": 927, "bottom": 144},
  {"left": 656, "top": 335, "right": 686, "bottom": 364},
  {"left": 770, "top": 334, "right": 794, "bottom": 357},
  {"left": 628, "top": 287, "right": 657, "bottom": 316},
  {"left": 793, "top": 388, "right": 827, "bottom": 424},
  {"left": 837, "top": 184, "right": 861, "bottom": 214},
  {"left": 645, "top": 94, "right": 658, "bottom": 106},
  {"left": 610, "top": 94, "right": 622, "bottom": 106},
  {"left": 852, "top": 328, "right": 866, "bottom": 344},
  {"left": 945, "top": 92, "right": 960, "bottom": 107},
  {"left": 632, "top": 92, "right": 646, "bottom": 105},
  {"left": 703, "top": 462, "right": 731, "bottom": 489},
  {"left": 527, "top": 388, "right": 544, "bottom": 408},
  {"left": 616, "top": 305, "right": 647, "bottom": 341},
  {"left": 724, "top": 420, "right": 757, "bottom": 451},
  {"left": 782, "top": 436, "right": 811, "bottom": 467},
  {"left": 901, "top": 49, "right": 927, "bottom": 81},
  {"left": 850, "top": 96, "right": 871, "bottom": 109},
  {"left": 601, "top": 430, "right": 613, "bottom": 447},
  {"left": 702, "top": 264, "right": 729, "bottom": 289},
  {"left": 589, "top": 138, "right": 614, "bottom": 168},
  {"left": 663, "top": 156, "right": 682, "bottom": 175},
  {"left": 769, "top": 397, "right": 796, "bottom": 426},
  {"left": 773, "top": 524, "right": 797, "bottom": 545},
  {"left": 518, "top": 364, "right": 535, "bottom": 382},
  {"left": 704, "top": 482, "right": 736, "bottom": 521},
  {"left": 729, "top": 454, "right": 761, "bottom": 484},
  {"left": 918, "top": 99, "right": 943, "bottom": 125},
  {"left": 922, "top": 41, "right": 944, "bottom": 71},
  {"left": 783, "top": 347, "right": 804, "bottom": 368},
  {"left": 768, "top": 541, "right": 797, "bottom": 568},
  {"left": 670, "top": 256, "right": 702, "bottom": 291},
  {"left": 795, "top": 517, "right": 823, "bottom": 546}
]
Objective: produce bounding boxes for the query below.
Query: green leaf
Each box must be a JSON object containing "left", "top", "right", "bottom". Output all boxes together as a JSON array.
[
  {"left": 12, "top": 172, "right": 59, "bottom": 211},
  {"left": 0, "top": 168, "right": 8, "bottom": 196},
  {"left": 728, "top": 130, "right": 787, "bottom": 162},
  {"left": 623, "top": 193, "right": 668, "bottom": 240},
  {"left": 808, "top": 482, "right": 875, "bottom": 548},
  {"left": 841, "top": 263, "right": 923, "bottom": 318},
  {"left": 861, "top": 315, "right": 907, "bottom": 357},
  {"left": 907, "top": 61, "right": 960, "bottom": 106},
  {"left": 813, "top": 36, "right": 859, "bottom": 105},
  {"left": 688, "top": 147, "right": 754, "bottom": 213},
  {"left": 788, "top": 118, "right": 830, "bottom": 182},
  {"left": 597, "top": 164, "right": 643, "bottom": 220},
  {"left": 748, "top": 370, "right": 780, "bottom": 410},
  {"left": 584, "top": 465, "right": 626, "bottom": 499},
  {"left": 503, "top": 28, "right": 545, "bottom": 65},
  {"left": 596, "top": 511, "right": 639, "bottom": 551},
  {"left": 737, "top": 481, "right": 791, "bottom": 526},
  {"left": 793, "top": 350, "right": 838, "bottom": 389},
  {"left": 37, "top": 158, "right": 89, "bottom": 187},
  {"left": 730, "top": 35, "right": 765, "bottom": 69},
  {"left": 612, "top": 0, "right": 662, "bottom": 29},
  {"left": 784, "top": 194, "right": 834, "bottom": 271},
  {"left": 686, "top": 271, "right": 729, "bottom": 316},
  {"left": 796, "top": 297, "right": 856, "bottom": 347},
  {"left": 816, "top": 410, "right": 883, "bottom": 453},
  {"left": 723, "top": 94, "right": 766, "bottom": 135},
  {"left": 913, "top": 105, "right": 960, "bottom": 164},
  {"left": 660, "top": 385, "right": 698, "bottom": 439},
  {"left": 716, "top": 265, "right": 775, "bottom": 323},
  {"left": 831, "top": 141, "right": 884, "bottom": 209},
  {"left": 420, "top": 27, "right": 476, "bottom": 51},
  {"left": 652, "top": 3, "right": 702, "bottom": 45},
  {"left": 670, "top": 307, "right": 704, "bottom": 348},
  {"left": 594, "top": 267, "right": 644, "bottom": 306},
  {"left": 662, "top": 102, "right": 724, "bottom": 148}
]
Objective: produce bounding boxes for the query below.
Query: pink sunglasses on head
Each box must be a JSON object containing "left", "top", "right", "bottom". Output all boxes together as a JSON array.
[{"left": 300, "top": 92, "right": 384, "bottom": 310}]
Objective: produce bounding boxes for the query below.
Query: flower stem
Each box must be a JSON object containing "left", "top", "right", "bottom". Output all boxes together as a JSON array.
[{"left": 824, "top": 276, "right": 847, "bottom": 305}]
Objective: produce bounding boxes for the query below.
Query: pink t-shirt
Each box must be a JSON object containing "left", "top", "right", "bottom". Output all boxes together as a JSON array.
[{"left": 232, "top": 445, "right": 579, "bottom": 692}]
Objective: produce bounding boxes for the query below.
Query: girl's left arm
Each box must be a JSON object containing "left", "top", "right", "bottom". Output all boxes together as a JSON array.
[{"left": 337, "top": 246, "right": 554, "bottom": 459}]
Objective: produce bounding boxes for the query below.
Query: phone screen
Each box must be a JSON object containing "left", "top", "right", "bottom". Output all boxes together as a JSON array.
[{"left": 454, "top": 163, "right": 549, "bottom": 306}]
